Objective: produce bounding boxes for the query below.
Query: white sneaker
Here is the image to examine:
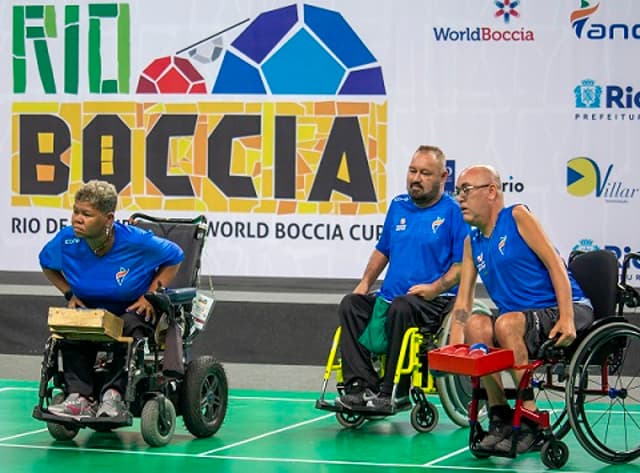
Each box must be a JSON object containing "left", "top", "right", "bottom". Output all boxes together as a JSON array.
[
  {"left": 96, "top": 389, "right": 126, "bottom": 417},
  {"left": 48, "top": 393, "right": 96, "bottom": 418}
]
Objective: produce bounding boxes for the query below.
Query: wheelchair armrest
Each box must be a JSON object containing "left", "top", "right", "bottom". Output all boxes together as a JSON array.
[
  {"left": 144, "top": 288, "right": 197, "bottom": 314},
  {"left": 165, "top": 287, "right": 197, "bottom": 305}
]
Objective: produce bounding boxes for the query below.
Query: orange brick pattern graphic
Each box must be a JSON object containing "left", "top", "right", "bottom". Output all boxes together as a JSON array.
[{"left": 12, "top": 101, "right": 387, "bottom": 215}]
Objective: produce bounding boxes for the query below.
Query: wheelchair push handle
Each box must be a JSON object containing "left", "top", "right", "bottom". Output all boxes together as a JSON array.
[
  {"left": 621, "top": 252, "right": 640, "bottom": 286},
  {"left": 128, "top": 212, "right": 207, "bottom": 226}
]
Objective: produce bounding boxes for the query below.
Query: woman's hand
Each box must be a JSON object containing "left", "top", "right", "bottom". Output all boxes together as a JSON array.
[
  {"left": 128, "top": 296, "right": 156, "bottom": 323},
  {"left": 67, "top": 295, "right": 86, "bottom": 309}
]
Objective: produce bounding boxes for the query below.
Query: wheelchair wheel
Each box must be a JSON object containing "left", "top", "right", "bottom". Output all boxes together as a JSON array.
[
  {"left": 141, "top": 397, "right": 176, "bottom": 447},
  {"left": 181, "top": 356, "right": 228, "bottom": 438},
  {"left": 410, "top": 401, "right": 438, "bottom": 433},
  {"left": 566, "top": 321, "right": 640, "bottom": 464},
  {"left": 435, "top": 313, "right": 486, "bottom": 427},
  {"left": 531, "top": 362, "right": 570, "bottom": 440},
  {"left": 47, "top": 421, "right": 79, "bottom": 441},
  {"left": 335, "top": 411, "right": 366, "bottom": 428},
  {"left": 541, "top": 439, "right": 569, "bottom": 469}
]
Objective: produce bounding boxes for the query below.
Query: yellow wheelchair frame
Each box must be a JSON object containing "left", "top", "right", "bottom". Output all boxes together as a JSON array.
[
  {"left": 315, "top": 312, "right": 486, "bottom": 432},
  {"left": 315, "top": 326, "right": 439, "bottom": 432}
]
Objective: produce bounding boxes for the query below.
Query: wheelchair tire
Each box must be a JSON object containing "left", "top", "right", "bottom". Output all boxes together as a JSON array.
[
  {"left": 566, "top": 321, "right": 640, "bottom": 464},
  {"left": 47, "top": 422, "right": 79, "bottom": 441},
  {"left": 410, "top": 401, "right": 438, "bottom": 433},
  {"left": 335, "top": 411, "right": 366, "bottom": 429},
  {"left": 541, "top": 440, "right": 569, "bottom": 469},
  {"left": 181, "top": 356, "right": 228, "bottom": 438},
  {"left": 141, "top": 397, "right": 176, "bottom": 447},
  {"left": 435, "top": 313, "right": 486, "bottom": 427}
]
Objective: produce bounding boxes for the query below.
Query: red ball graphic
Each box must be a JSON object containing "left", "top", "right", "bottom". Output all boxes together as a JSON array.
[{"left": 136, "top": 56, "right": 207, "bottom": 93}]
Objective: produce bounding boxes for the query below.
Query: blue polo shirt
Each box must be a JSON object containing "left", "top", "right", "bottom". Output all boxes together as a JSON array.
[
  {"left": 376, "top": 193, "right": 467, "bottom": 301},
  {"left": 39, "top": 222, "right": 184, "bottom": 315}
]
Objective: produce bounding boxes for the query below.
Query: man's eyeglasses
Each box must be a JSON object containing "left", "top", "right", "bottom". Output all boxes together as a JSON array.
[{"left": 453, "top": 184, "right": 491, "bottom": 197}]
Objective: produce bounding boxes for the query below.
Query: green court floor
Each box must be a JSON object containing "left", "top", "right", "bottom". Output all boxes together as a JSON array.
[{"left": 0, "top": 379, "right": 635, "bottom": 473}]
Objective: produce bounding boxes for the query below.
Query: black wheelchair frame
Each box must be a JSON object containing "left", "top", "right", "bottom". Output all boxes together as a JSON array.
[{"left": 32, "top": 213, "right": 228, "bottom": 447}]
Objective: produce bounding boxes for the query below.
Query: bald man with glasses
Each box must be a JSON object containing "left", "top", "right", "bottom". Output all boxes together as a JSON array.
[{"left": 448, "top": 165, "right": 594, "bottom": 454}]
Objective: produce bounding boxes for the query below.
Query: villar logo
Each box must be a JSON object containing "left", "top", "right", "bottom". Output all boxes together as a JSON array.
[
  {"left": 567, "top": 157, "right": 639, "bottom": 202},
  {"left": 574, "top": 79, "right": 602, "bottom": 108}
]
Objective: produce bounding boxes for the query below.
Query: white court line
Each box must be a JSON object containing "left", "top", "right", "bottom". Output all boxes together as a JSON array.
[
  {"left": 0, "top": 444, "right": 594, "bottom": 472},
  {"left": 0, "top": 429, "right": 48, "bottom": 442},
  {"left": 229, "top": 395, "right": 315, "bottom": 403},
  {"left": 422, "top": 446, "right": 469, "bottom": 466},
  {"left": 198, "top": 413, "right": 334, "bottom": 455},
  {"left": 0, "top": 387, "right": 38, "bottom": 393}
]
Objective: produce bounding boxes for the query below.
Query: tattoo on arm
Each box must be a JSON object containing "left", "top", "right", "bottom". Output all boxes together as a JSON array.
[{"left": 453, "top": 308, "right": 469, "bottom": 324}]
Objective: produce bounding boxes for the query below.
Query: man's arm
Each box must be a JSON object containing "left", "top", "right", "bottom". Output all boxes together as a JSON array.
[
  {"left": 513, "top": 205, "right": 576, "bottom": 347},
  {"left": 448, "top": 236, "right": 478, "bottom": 344},
  {"left": 353, "top": 249, "right": 388, "bottom": 295},
  {"left": 407, "top": 262, "right": 461, "bottom": 300}
]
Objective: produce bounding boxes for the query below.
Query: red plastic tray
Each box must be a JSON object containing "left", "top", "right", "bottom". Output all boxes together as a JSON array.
[{"left": 428, "top": 344, "right": 515, "bottom": 376}]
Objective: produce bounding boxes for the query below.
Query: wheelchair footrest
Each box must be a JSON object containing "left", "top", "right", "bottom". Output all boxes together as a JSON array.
[
  {"left": 315, "top": 399, "right": 343, "bottom": 412},
  {"left": 33, "top": 405, "right": 133, "bottom": 429},
  {"left": 315, "top": 398, "right": 409, "bottom": 416}
]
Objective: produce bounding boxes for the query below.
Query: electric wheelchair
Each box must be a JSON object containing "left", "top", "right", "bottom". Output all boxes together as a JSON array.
[
  {"left": 429, "top": 249, "right": 640, "bottom": 468},
  {"left": 315, "top": 302, "right": 490, "bottom": 432},
  {"left": 33, "top": 214, "right": 228, "bottom": 447}
]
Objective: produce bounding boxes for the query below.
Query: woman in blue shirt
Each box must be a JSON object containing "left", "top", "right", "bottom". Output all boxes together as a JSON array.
[{"left": 39, "top": 180, "right": 184, "bottom": 419}]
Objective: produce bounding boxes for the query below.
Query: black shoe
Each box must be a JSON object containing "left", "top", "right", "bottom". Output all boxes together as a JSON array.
[
  {"left": 364, "top": 392, "right": 411, "bottom": 411},
  {"left": 365, "top": 392, "right": 392, "bottom": 410},
  {"left": 478, "top": 405, "right": 513, "bottom": 450},
  {"left": 335, "top": 388, "right": 377, "bottom": 409},
  {"left": 495, "top": 420, "right": 540, "bottom": 453}
]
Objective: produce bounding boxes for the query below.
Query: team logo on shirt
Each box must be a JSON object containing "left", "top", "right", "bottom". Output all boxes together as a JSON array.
[
  {"left": 115, "top": 267, "right": 130, "bottom": 286},
  {"left": 476, "top": 252, "right": 487, "bottom": 273},
  {"left": 498, "top": 235, "right": 507, "bottom": 255},
  {"left": 432, "top": 216, "right": 445, "bottom": 234},
  {"left": 395, "top": 218, "right": 407, "bottom": 231}
]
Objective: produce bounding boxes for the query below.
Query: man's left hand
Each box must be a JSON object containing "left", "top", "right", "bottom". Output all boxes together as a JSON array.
[{"left": 549, "top": 318, "right": 576, "bottom": 347}]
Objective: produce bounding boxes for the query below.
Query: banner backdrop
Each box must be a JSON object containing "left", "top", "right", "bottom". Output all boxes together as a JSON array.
[{"left": 1, "top": 0, "right": 639, "bottom": 280}]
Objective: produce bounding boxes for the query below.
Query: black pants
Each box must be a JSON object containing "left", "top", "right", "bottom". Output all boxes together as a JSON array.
[
  {"left": 338, "top": 293, "right": 453, "bottom": 396},
  {"left": 60, "top": 311, "right": 153, "bottom": 399}
]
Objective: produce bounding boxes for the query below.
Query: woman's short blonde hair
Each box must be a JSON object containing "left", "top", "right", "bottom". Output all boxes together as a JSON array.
[{"left": 74, "top": 180, "right": 118, "bottom": 214}]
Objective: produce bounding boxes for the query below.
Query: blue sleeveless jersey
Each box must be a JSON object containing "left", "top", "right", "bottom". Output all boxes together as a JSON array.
[
  {"left": 39, "top": 222, "right": 184, "bottom": 315},
  {"left": 469, "top": 205, "right": 586, "bottom": 314},
  {"left": 376, "top": 193, "right": 467, "bottom": 301}
]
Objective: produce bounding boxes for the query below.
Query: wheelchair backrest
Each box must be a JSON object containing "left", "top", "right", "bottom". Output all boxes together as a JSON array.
[
  {"left": 129, "top": 213, "right": 207, "bottom": 289},
  {"left": 568, "top": 249, "right": 618, "bottom": 320}
]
